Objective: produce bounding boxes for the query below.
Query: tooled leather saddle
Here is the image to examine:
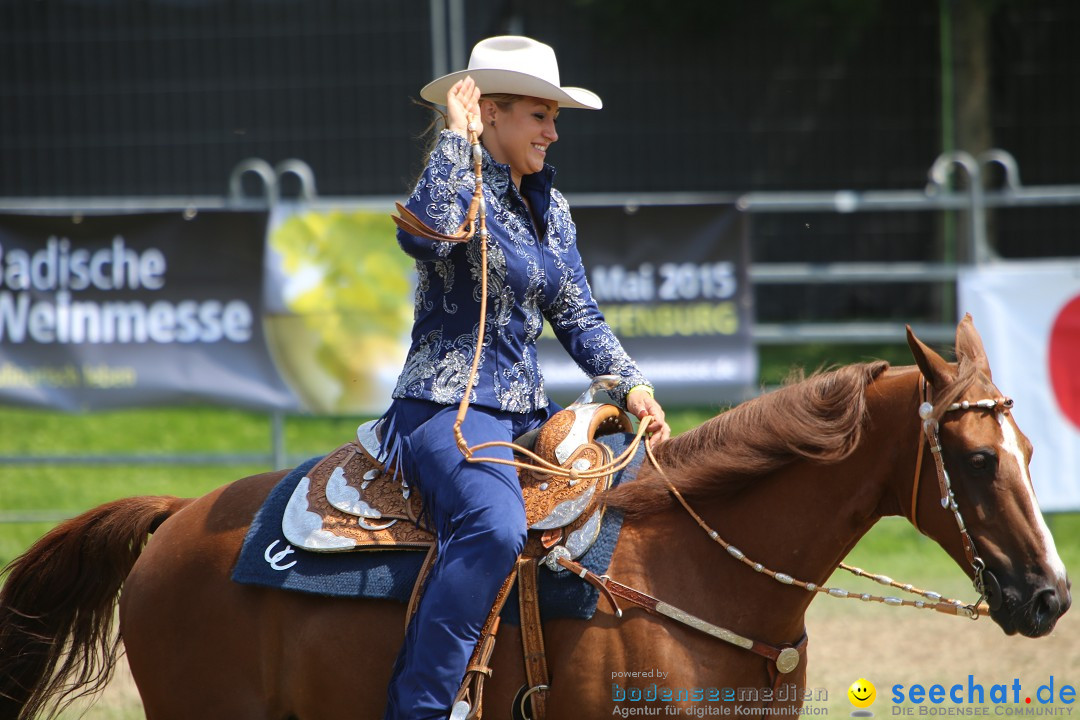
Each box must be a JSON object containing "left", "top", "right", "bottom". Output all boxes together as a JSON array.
[
  {"left": 280, "top": 384, "right": 632, "bottom": 567},
  {"left": 279, "top": 377, "right": 634, "bottom": 720}
]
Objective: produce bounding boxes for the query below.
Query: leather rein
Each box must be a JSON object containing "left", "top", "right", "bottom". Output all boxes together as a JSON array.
[
  {"left": 620, "top": 376, "right": 1006, "bottom": 624},
  {"left": 537, "top": 375, "right": 1009, "bottom": 689}
]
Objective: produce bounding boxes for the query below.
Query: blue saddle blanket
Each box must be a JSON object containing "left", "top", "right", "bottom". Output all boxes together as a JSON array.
[{"left": 231, "top": 433, "right": 642, "bottom": 624}]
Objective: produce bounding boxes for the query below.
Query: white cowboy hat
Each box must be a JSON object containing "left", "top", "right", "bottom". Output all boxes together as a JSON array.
[{"left": 420, "top": 35, "right": 602, "bottom": 110}]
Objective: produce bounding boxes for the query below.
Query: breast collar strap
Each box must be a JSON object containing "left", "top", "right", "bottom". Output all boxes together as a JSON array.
[{"left": 553, "top": 554, "right": 806, "bottom": 682}]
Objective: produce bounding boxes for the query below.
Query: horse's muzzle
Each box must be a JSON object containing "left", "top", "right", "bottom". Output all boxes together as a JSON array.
[{"left": 994, "top": 579, "right": 1071, "bottom": 638}]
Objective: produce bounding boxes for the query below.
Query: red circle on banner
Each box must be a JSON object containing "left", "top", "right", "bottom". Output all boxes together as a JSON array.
[{"left": 1049, "top": 294, "right": 1080, "bottom": 431}]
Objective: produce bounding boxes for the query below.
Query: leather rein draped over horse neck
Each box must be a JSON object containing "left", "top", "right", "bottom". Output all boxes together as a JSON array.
[
  {"left": 533, "top": 377, "right": 1008, "bottom": 691},
  {"left": 632, "top": 373, "right": 1002, "bottom": 623}
]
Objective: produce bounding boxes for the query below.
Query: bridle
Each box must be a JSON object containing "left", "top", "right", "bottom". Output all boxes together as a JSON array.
[{"left": 911, "top": 376, "right": 1014, "bottom": 612}]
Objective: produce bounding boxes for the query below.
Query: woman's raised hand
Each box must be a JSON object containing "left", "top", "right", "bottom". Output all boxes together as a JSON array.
[{"left": 447, "top": 76, "right": 482, "bottom": 139}]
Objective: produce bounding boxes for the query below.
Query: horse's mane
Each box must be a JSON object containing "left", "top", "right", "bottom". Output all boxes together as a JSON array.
[
  {"left": 607, "top": 353, "right": 985, "bottom": 518},
  {"left": 606, "top": 360, "right": 892, "bottom": 517}
]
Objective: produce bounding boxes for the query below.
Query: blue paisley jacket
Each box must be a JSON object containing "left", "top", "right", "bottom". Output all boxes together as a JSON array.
[{"left": 392, "top": 130, "right": 652, "bottom": 413}]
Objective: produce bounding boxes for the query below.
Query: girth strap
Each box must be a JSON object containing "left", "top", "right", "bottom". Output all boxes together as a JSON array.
[{"left": 517, "top": 557, "right": 549, "bottom": 720}]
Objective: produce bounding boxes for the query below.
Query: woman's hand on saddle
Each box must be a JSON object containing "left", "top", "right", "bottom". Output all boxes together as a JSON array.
[
  {"left": 626, "top": 388, "right": 670, "bottom": 445},
  {"left": 447, "top": 76, "right": 482, "bottom": 139}
]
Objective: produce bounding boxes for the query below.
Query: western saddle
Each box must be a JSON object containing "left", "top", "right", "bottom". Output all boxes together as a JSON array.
[{"left": 281, "top": 376, "right": 636, "bottom": 720}]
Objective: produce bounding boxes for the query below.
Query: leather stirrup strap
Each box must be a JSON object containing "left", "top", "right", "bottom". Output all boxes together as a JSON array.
[
  {"left": 452, "top": 563, "right": 520, "bottom": 719},
  {"left": 517, "top": 557, "right": 549, "bottom": 720},
  {"left": 404, "top": 544, "right": 439, "bottom": 629}
]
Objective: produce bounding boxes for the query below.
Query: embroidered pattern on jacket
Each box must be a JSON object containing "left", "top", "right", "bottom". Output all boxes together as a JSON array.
[{"left": 393, "top": 131, "right": 651, "bottom": 411}]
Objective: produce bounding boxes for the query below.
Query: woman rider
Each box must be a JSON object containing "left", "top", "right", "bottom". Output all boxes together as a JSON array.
[{"left": 382, "top": 35, "right": 670, "bottom": 720}]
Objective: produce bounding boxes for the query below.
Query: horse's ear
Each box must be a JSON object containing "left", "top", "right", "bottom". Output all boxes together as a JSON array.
[
  {"left": 906, "top": 324, "right": 955, "bottom": 389},
  {"left": 954, "top": 312, "right": 992, "bottom": 380}
]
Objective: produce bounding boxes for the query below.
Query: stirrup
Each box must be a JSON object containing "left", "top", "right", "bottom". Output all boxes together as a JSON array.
[{"left": 448, "top": 700, "right": 472, "bottom": 720}]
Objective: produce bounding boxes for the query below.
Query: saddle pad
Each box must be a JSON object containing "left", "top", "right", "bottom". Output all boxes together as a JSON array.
[{"left": 230, "top": 433, "right": 645, "bottom": 623}]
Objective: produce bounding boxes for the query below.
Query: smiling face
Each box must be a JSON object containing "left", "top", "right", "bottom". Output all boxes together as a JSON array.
[
  {"left": 479, "top": 95, "right": 559, "bottom": 189},
  {"left": 847, "top": 678, "right": 876, "bottom": 708}
]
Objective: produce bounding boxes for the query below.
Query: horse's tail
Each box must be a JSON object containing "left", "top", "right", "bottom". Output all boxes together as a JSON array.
[{"left": 0, "top": 495, "right": 191, "bottom": 720}]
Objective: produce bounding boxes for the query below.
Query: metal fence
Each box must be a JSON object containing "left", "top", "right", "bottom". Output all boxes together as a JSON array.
[
  {"left": 2, "top": 148, "right": 1078, "bottom": 476},
  {"left": 741, "top": 148, "right": 1080, "bottom": 344}
]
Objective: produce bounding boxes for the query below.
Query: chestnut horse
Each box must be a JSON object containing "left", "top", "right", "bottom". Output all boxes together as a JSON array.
[{"left": 0, "top": 317, "right": 1070, "bottom": 720}]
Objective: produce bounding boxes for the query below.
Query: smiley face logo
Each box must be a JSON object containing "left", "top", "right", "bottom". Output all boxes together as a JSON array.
[{"left": 848, "top": 678, "right": 877, "bottom": 714}]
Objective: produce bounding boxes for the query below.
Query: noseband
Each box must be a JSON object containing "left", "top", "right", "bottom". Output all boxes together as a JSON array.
[{"left": 911, "top": 377, "right": 1014, "bottom": 612}]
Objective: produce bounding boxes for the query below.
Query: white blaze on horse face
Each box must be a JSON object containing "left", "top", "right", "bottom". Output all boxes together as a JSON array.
[{"left": 998, "top": 413, "right": 1068, "bottom": 584}]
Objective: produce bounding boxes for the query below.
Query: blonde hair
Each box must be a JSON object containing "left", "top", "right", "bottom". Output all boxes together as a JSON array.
[
  {"left": 417, "top": 93, "right": 525, "bottom": 141},
  {"left": 481, "top": 93, "right": 524, "bottom": 111},
  {"left": 409, "top": 93, "right": 526, "bottom": 189}
]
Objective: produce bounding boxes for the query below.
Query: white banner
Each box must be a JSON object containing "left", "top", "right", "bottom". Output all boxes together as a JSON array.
[{"left": 959, "top": 260, "right": 1080, "bottom": 511}]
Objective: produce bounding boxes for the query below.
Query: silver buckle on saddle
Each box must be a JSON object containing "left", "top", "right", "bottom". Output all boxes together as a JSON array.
[
  {"left": 572, "top": 374, "right": 621, "bottom": 406},
  {"left": 512, "top": 374, "right": 622, "bottom": 452}
]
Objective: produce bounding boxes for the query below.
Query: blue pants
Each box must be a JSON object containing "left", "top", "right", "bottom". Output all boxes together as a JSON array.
[{"left": 382, "top": 399, "right": 555, "bottom": 720}]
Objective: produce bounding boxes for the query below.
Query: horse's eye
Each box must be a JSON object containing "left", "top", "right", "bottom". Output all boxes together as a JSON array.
[{"left": 969, "top": 452, "right": 991, "bottom": 471}]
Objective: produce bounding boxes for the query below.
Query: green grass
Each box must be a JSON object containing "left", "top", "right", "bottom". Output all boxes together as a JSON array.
[
  {"left": 0, "top": 405, "right": 360, "bottom": 568},
  {"left": 2, "top": 339, "right": 1076, "bottom": 583},
  {"left": 3, "top": 402, "right": 1078, "bottom": 580},
  {"left": 758, "top": 342, "right": 916, "bottom": 386},
  {"left": 831, "top": 514, "right": 1080, "bottom": 605},
  {"left": 0, "top": 402, "right": 726, "bottom": 568}
]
